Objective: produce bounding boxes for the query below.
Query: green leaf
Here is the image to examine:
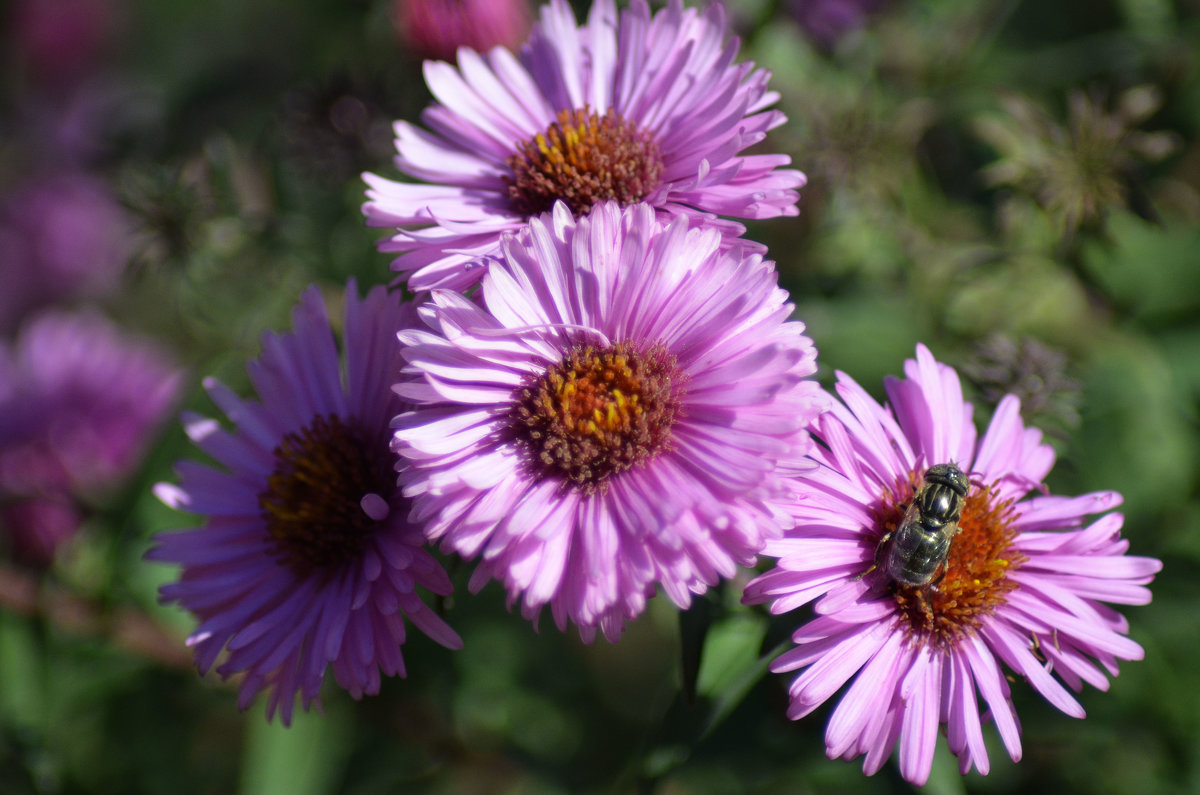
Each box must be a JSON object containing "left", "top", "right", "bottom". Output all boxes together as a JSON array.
[
  {"left": 0, "top": 614, "right": 45, "bottom": 732},
  {"left": 678, "top": 592, "right": 714, "bottom": 704},
  {"left": 696, "top": 619, "right": 779, "bottom": 741},
  {"left": 1073, "top": 332, "right": 1199, "bottom": 522},
  {"left": 1083, "top": 212, "right": 1200, "bottom": 323}
]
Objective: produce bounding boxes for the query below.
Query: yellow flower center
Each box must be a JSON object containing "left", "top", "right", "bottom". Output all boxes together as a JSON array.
[
  {"left": 509, "top": 341, "right": 684, "bottom": 494},
  {"left": 504, "top": 107, "right": 664, "bottom": 218},
  {"left": 871, "top": 473, "right": 1023, "bottom": 649}
]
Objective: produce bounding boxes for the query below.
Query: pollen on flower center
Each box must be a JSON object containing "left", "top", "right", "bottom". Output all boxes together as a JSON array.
[
  {"left": 504, "top": 107, "right": 664, "bottom": 218},
  {"left": 259, "top": 414, "right": 392, "bottom": 576},
  {"left": 509, "top": 341, "right": 684, "bottom": 494},
  {"left": 874, "top": 478, "right": 1023, "bottom": 648}
]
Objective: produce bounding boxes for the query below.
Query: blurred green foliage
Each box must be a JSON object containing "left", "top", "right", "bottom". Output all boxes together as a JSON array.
[{"left": 2, "top": 0, "right": 1198, "bottom": 792}]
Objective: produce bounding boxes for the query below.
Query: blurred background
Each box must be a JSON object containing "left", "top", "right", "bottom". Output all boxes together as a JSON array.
[{"left": 0, "top": 0, "right": 1196, "bottom": 792}]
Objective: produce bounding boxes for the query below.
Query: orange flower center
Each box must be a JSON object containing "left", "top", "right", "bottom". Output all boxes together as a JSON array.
[
  {"left": 870, "top": 472, "right": 1023, "bottom": 649},
  {"left": 509, "top": 341, "right": 684, "bottom": 494}
]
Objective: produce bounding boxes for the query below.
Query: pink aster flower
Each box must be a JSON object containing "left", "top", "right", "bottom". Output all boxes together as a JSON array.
[
  {"left": 743, "top": 344, "right": 1161, "bottom": 785},
  {"left": 150, "top": 282, "right": 462, "bottom": 724},
  {"left": 363, "top": 0, "right": 805, "bottom": 292},
  {"left": 393, "top": 201, "right": 826, "bottom": 641},
  {"left": 0, "top": 309, "right": 180, "bottom": 566}
]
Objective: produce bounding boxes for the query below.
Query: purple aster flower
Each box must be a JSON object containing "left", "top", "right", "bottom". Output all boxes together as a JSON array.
[
  {"left": 363, "top": 0, "right": 805, "bottom": 292},
  {"left": 149, "top": 282, "right": 462, "bottom": 724},
  {"left": 743, "top": 344, "right": 1161, "bottom": 785},
  {"left": 0, "top": 309, "right": 180, "bottom": 566},
  {"left": 393, "top": 201, "right": 826, "bottom": 641}
]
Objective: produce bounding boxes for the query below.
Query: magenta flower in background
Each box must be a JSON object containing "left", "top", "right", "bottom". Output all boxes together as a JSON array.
[
  {"left": 743, "top": 344, "right": 1161, "bottom": 785},
  {"left": 364, "top": 0, "right": 805, "bottom": 292},
  {"left": 8, "top": 0, "right": 124, "bottom": 89},
  {"left": 0, "top": 498, "right": 83, "bottom": 569},
  {"left": 790, "top": 0, "right": 889, "bottom": 49},
  {"left": 393, "top": 0, "right": 532, "bottom": 64},
  {"left": 0, "top": 172, "right": 133, "bottom": 332},
  {"left": 393, "top": 202, "right": 826, "bottom": 641},
  {"left": 150, "top": 283, "right": 462, "bottom": 724},
  {"left": 0, "top": 310, "right": 180, "bottom": 566}
]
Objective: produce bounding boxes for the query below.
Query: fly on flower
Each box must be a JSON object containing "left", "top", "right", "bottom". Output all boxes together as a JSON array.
[
  {"left": 743, "top": 344, "right": 1161, "bottom": 785},
  {"left": 878, "top": 461, "right": 970, "bottom": 588}
]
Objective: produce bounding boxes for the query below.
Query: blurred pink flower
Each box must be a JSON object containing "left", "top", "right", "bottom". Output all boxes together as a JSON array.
[
  {"left": 0, "top": 309, "right": 181, "bottom": 566},
  {"left": 393, "top": 0, "right": 532, "bottom": 63},
  {"left": 0, "top": 172, "right": 133, "bottom": 332},
  {"left": 0, "top": 498, "right": 82, "bottom": 569},
  {"left": 790, "top": 0, "right": 888, "bottom": 48},
  {"left": 8, "top": 0, "right": 124, "bottom": 88}
]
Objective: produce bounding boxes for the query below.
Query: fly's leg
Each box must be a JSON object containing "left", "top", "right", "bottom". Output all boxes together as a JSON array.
[{"left": 855, "top": 530, "right": 891, "bottom": 582}]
